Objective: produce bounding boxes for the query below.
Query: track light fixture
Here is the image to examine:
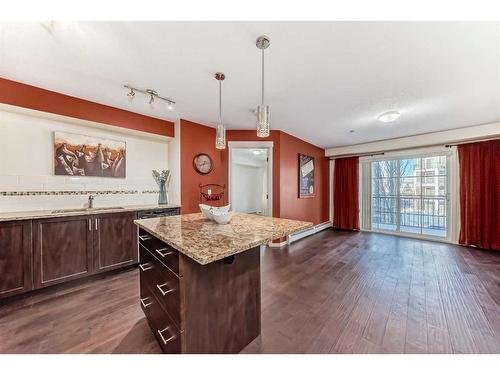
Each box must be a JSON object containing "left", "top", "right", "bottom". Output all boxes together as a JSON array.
[{"left": 124, "top": 85, "right": 175, "bottom": 111}]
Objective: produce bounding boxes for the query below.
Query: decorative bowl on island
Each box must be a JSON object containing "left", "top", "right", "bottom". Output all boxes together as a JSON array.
[
  {"left": 211, "top": 210, "right": 234, "bottom": 225},
  {"left": 199, "top": 204, "right": 215, "bottom": 220},
  {"left": 199, "top": 204, "right": 233, "bottom": 224}
]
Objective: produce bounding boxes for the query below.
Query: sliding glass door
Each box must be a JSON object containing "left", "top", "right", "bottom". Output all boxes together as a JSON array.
[{"left": 368, "top": 155, "right": 448, "bottom": 238}]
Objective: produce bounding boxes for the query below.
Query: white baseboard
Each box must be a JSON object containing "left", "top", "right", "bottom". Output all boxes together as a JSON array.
[
  {"left": 268, "top": 240, "right": 288, "bottom": 248},
  {"left": 268, "top": 221, "right": 332, "bottom": 247}
]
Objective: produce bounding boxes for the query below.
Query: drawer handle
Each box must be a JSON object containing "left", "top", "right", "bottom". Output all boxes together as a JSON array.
[
  {"left": 158, "top": 326, "right": 176, "bottom": 345},
  {"left": 139, "top": 234, "right": 152, "bottom": 241},
  {"left": 156, "top": 248, "right": 175, "bottom": 257},
  {"left": 140, "top": 297, "right": 153, "bottom": 308},
  {"left": 156, "top": 282, "right": 175, "bottom": 296},
  {"left": 139, "top": 263, "right": 152, "bottom": 271}
]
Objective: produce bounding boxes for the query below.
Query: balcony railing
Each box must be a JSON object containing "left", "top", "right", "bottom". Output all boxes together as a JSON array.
[{"left": 371, "top": 195, "right": 447, "bottom": 235}]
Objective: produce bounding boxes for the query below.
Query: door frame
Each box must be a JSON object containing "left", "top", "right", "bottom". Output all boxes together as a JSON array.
[{"left": 228, "top": 141, "right": 273, "bottom": 216}]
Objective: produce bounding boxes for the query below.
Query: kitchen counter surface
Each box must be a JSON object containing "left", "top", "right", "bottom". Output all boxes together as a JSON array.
[
  {"left": 0, "top": 204, "right": 181, "bottom": 222},
  {"left": 134, "top": 212, "right": 313, "bottom": 265}
]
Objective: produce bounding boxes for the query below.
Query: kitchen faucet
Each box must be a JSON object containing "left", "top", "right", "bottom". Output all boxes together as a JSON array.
[{"left": 88, "top": 194, "right": 95, "bottom": 209}]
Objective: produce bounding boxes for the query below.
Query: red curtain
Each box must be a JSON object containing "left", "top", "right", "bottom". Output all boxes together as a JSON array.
[
  {"left": 333, "top": 156, "right": 359, "bottom": 230},
  {"left": 458, "top": 139, "right": 500, "bottom": 251}
]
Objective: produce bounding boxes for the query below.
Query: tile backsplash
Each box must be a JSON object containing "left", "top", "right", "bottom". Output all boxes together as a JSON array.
[{"left": 0, "top": 109, "right": 171, "bottom": 212}]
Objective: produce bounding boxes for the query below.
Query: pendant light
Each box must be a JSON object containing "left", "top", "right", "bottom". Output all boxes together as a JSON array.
[
  {"left": 215, "top": 72, "right": 226, "bottom": 150},
  {"left": 256, "top": 35, "right": 270, "bottom": 138}
]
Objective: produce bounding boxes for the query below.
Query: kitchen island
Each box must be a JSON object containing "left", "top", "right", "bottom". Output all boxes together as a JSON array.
[{"left": 134, "top": 212, "right": 312, "bottom": 354}]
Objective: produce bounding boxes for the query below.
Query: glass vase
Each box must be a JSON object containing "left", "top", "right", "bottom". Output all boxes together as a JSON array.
[{"left": 158, "top": 181, "right": 168, "bottom": 205}]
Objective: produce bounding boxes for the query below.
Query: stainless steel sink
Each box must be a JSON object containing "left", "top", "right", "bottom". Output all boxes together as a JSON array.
[
  {"left": 91, "top": 206, "right": 125, "bottom": 211},
  {"left": 52, "top": 208, "right": 89, "bottom": 213},
  {"left": 52, "top": 207, "right": 125, "bottom": 214}
]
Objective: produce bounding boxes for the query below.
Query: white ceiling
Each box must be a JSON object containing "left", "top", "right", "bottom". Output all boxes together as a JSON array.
[{"left": 0, "top": 21, "right": 499, "bottom": 148}]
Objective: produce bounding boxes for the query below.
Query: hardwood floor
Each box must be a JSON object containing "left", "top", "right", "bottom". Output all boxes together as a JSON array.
[{"left": 1, "top": 230, "right": 500, "bottom": 353}]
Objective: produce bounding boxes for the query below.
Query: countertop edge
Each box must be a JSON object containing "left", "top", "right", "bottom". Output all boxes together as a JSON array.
[
  {"left": 134, "top": 219, "right": 314, "bottom": 265},
  {"left": 0, "top": 204, "right": 181, "bottom": 222}
]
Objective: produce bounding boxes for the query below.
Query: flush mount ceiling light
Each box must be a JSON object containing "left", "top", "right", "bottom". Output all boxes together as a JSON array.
[
  {"left": 377, "top": 110, "right": 401, "bottom": 123},
  {"left": 256, "top": 35, "right": 270, "bottom": 138},
  {"left": 124, "top": 85, "right": 175, "bottom": 111},
  {"left": 215, "top": 72, "right": 226, "bottom": 150}
]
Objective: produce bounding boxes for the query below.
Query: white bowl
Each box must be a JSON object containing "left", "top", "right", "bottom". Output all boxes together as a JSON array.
[
  {"left": 212, "top": 211, "right": 234, "bottom": 225},
  {"left": 199, "top": 204, "right": 214, "bottom": 220},
  {"left": 211, "top": 204, "right": 231, "bottom": 214}
]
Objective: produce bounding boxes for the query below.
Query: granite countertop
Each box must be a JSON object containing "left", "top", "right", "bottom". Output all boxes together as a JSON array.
[
  {"left": 0, "top": 204, "right": 181, "bottom": 222},
  {"left": 134, "top": 213, "right": 313, "bottom": 265}
]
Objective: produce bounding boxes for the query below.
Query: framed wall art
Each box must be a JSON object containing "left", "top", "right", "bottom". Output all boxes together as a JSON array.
[
  {"left": 298, "top": 153, "right": 315, "bottom": 198},
  {"left": 54, "top": 131, "right": 126, "bottom": 178}
]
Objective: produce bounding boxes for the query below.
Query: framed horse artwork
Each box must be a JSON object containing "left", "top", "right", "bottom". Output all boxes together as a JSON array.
[{"left": 54, "top": 131, "right": 126, "bottom": 178}]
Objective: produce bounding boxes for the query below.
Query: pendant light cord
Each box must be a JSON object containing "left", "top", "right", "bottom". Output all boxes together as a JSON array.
[
  {"left": 219, "top": 80, "right": 222, "bottom": 123},
  {"left": 261, "top": 49, "right": 265, "bottom": 105}
]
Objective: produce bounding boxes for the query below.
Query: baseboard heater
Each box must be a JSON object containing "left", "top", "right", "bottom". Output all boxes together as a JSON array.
[{"left": 269, "top": 221, "right": 332, "bottom": 247}]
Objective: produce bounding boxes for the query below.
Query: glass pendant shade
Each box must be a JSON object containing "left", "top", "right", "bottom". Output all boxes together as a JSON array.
[
  {"left": 215, "top": 121, "right": 226, "bottom": 149},
  {"left": 214, "top": 72, "right": 226, "bottom": 150},
  {"left": 256, "top": 104, "right": 270, "bottom": 138}
]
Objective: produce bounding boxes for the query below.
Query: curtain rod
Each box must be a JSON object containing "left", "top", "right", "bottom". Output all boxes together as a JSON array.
[
  {"left": 328, "top": 152, "right": 385, "bottom": 160},
  {"left": 444, "top": 136, "right": 500, "bottom": 148}
]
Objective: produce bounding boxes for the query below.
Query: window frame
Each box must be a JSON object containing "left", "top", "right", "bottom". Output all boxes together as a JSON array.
[{"left": 360, "top": 150, "right": 451, "bottom": 242}]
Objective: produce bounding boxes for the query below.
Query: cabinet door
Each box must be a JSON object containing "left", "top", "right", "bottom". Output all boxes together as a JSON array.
[
  {"left": 0, "top": 220, "right": 33, "bottom": 298},
  {"left": 33, "top": 216, "right": 94, "bottom": 288},
  {"left": 93, "top": 212, "right": 138, "bottom": 272}
]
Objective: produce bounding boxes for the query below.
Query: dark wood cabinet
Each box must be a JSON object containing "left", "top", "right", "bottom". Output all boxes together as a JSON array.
[
  {"left": 0, "top": 220, "right": 33, "bottom": 298},
  {"left": 93, "top": 212, "right": 138, "bottom": 272},
  {"left": 33, "top": 215, "right": 94, "bottom": 288},
  {"left": 1, "top": 208, "right": 177, "bottom": 300},
  {"left": 138, "top": 228, "right": 261, "bottom": 354},
  {"left": 32, "top": 212, "right": 139, "bottom": 289}
]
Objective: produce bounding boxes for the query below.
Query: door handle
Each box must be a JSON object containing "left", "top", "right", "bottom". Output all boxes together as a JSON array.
[
  {"left": 156, "top": 248, "right": 175, "bottom": 257},
  {"left": 88, "top": 218, "right": 92, "bottom": 231},
  {"left": 139, "top": 263, "right": 152, "bottom": 271},
  {"left": 139, "top": 234, "right": 152, "bottom": 241},
  {"left": 156, "top": 282, "right": 175, "bottom": 296},
  {"left": 157, "top": 326, "right": 176, "bottom": 345}
]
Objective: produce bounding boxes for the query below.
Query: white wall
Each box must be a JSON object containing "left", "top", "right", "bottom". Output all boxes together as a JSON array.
[
  {"left": 167, "top": 119, "right": 181, "bottom": 207},
  {"left": 230, "top": 148, "right": 268, "bottom": 214},
  {"left": 0, "top": 107, "right": 171, "bottom": 212},
  {"left": 231, "top": 164, "right": 266, "bottom": 214}
]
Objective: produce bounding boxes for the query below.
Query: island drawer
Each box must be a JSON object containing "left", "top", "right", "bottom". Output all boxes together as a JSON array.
[
  {"left": 139, "top": 246, "right": 181, "bottom": 329},
  {"left": 138, "top": 229, "right": 180, "bottom": 276},
  {"left": 140, "top": 282, "right": 182, "bottom": 354}
]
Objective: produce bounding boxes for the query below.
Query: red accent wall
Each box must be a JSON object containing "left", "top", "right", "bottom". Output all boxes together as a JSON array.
[
  {"left": 180, "top": 120, "right": 330, "bottom": 225},
  {"left": 0, "top": 77, "right": 174, "bottom": 137},
  {"left": 180, "top": 119, "right": 226, "bottom": 214},
  {"left": 278, "top": 131, "right": 330, "bottom": 225}
]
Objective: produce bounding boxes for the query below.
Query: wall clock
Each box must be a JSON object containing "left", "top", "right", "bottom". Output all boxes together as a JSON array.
[{"left": 193, "top": 153, "right": 213, "bottom": 175}]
